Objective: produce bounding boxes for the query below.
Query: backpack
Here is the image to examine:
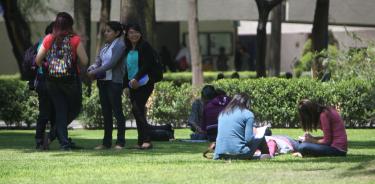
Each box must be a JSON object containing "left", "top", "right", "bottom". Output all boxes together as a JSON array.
[
  {"left": 46, "top": 36, "right": 75, "bottom": 78},
  {"left": 149, "top": 48, "right": 163, "bottom": 83},
  {"left": 22, "top": 42, "right": 40, "bottom": 81}
]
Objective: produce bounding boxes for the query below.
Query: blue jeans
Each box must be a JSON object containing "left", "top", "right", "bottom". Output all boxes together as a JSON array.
[
  {"left": 47, "top": 79, "right": 82, "bottom": 149},
  {"left": 97, "top": 81, "right": 126, "bottom": 147},
  {"left": 298, "top": 142, "right": 347, "bottom": 157}
]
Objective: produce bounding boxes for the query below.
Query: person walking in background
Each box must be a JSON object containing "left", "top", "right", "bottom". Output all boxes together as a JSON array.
[
  {"left": 35, "top": 12, "right": 88, "bottom": 151},
  {"left": 216, "top": 47, "right": 228, "bottom": 71},
  {"left": 214, "top": 93, "right": 270, "bottom": 160},
  {"left": 175, "top": 43, "right": 190, "bottom": 71},
  {"left": 87, "top": 21, "right": 126, "bottom": 150},
  {"left": 123, "top": 23, "right": 157, "bottom": 149},
  {"left": 294, "top": 99, "right": 348, "bottom": 157},
  {"left": 159, "top": 45, "right": 175, "bottom": 72}
]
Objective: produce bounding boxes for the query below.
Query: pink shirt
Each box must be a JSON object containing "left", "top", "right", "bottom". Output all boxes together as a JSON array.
[{"left": 320, "top": 108, "right": 348, "bottom": 152}]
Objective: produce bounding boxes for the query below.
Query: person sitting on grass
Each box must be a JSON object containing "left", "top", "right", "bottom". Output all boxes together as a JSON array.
[
  {"left": 293, "top": 99, "right": 348, "bottom": 157},
  {"left": 213, "top": 93, "right": 270, "bottom": 160}
]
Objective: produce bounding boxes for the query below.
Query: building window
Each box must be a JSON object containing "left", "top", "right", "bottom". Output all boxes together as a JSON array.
[{"left": 183, "top": 32, "right": 233, "bottom": 56}]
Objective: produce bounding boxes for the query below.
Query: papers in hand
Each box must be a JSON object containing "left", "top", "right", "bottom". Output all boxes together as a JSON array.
[
  {"left": 255, "top": 126, "right": 268, "bottom": 139},
  {"left": 129, "top": 75, "right": 149, "bottom": 89}
]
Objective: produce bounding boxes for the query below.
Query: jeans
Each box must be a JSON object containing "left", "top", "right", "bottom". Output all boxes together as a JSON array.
[
  {"left": 35, "top": 81, "right": 55, "bottom": 145},
  {"left": 97, "top": 81, "right": 126, "bottom": 147},
  {"left": 298, "top": 142, "right": 347, "bottom": 157},
  {"left": 46, "top": 79, "right": 82, "bottom": 149},
  {"left": 129, "top": 83, "right": 154, "bottom": 145}
]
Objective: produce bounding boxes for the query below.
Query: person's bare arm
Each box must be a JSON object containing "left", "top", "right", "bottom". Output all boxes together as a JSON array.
[
  {"left": 76, "top": 43, "right": 88, "bottom": 67},
  {"left": 35, "top": 45, "right": 48, "bottom": 67}
]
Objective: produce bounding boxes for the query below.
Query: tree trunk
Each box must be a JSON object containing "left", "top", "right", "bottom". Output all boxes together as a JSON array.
[
  {"left": 255, "top": 0, "right": 283, "bottom": 78},
  {"left": 95, "top": 0, "right": 111, "bottom": 55},
  {"left": 269, "top": 3, "right": 282, "bottom": 77},
  {"left": 0, "top": 0, "right": 32, "bottom": 79},
  {"left": 120, "top": 0, "right": 148, "bottom": 40},
  {"left": 311, "top": 0, "right": 329, "bottom": 79},
  {"left": 74, "top": 0, "right": 91, "bottom": 64},
  {"left": 188, "top": 0, "right": 203, "bottom": 87}
]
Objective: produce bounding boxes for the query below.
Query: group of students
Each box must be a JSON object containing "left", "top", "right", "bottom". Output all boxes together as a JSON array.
[
  {"left": 32, "top": 12, "right": 348, "bottom": 158},
  {"left": 188, "top": 85, "right": 348, "bottom": 159},
  {"left": 33, "top": 12, "right": 164, "bottom": 151}
]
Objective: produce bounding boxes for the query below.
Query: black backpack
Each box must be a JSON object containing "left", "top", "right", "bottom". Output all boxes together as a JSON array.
[
  {"left": 22, "top": 42, "right": 40, "bottom": 81},
  {"left": 150, "top": 48, "right": 163, "bottom": 83}
]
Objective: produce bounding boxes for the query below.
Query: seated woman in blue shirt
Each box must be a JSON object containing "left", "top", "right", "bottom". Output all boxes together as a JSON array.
[{"left": 214, "top": 93, "right": 270, "bottom": 160}]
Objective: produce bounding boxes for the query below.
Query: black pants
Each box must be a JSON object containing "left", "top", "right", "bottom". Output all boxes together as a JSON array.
[
  {"left": 46, "top": 79, "right": 82, "bottom": 149},
  {"left": 35, "top": 81, "right": 55, "bottom": 145},
  {"left": 97, "top": 81, "right": 126, "bottom": 147},
  {"left": 129, "top": 83, "right": 154, "bottom": 145}
]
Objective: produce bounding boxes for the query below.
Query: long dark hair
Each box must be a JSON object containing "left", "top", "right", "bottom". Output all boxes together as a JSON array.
[
  {"left": 106, "top": 21, "right": 123, "bottom": 38},
  {"left": 201, "top": 85, "right": 217, "bottom": 103},
  {"left": 124, "top": 23, "right": 144, "bottom": 50},
  {"left": 298, "top": 99, "right": 327, "bottom": 132},
  {"left": 220, "top": 93, "right": 251, "bottom": 115},
  {"left": 53, "top": 12, "right": 74, "bottom": 46}
]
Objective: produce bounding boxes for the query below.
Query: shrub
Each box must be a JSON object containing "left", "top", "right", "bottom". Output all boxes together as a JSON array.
[{"left": 0, "top": 75, "right": 38, "bottom": 127}]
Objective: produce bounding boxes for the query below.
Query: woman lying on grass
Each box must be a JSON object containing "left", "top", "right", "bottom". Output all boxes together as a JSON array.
[{"left": 294, "top": 99, "right": 348, "bottom": 157}]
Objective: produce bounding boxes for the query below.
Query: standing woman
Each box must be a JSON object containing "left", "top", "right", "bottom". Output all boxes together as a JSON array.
[
  {"left": 296, "top": 99, "right": 348, "bottom": 157},
  {"left": 35, "top": 12, "right": 88, "bottom": 150},
  {"left": 87, "top": 21, "right": 126, "bottom": 150},
  {"left": 124, "top": 23, "right": 155, "bottom": 149}
]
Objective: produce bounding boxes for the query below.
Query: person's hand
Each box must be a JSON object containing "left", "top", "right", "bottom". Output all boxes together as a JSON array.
[
  {"left": 196, "top": 127, "right": 205, "bottom": 134},
  {"left": 87, "top": 71, "right": 96, "bottom": 81},
  {"left": 303, "top": 132, "right": 314, "bottom": 143},
  {"left": 130, "top": 79, "right": 140, "bottom": 89},
  {"left": 123, "top": 88, "right": 129, "bottom": 97}
]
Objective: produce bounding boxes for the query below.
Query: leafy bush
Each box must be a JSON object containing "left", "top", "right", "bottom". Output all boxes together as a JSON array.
[
  {"left": 1, "top": 75, "right": 374, "bottom": 128},
  {"left": 0, "top": 75, "right": 38, "bottom": 127},
  {"left": 163, "top": 71, "right": 257, "bottom": 85}
]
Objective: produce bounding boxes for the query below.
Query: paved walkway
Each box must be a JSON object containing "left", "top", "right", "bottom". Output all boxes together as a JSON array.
[{"left": 0, "top": 120, "right": 138, "bottom": 129}]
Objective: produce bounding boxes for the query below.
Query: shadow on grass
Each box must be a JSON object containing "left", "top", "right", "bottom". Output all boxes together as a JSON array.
[
  {"left": 0, "top": 132, "right": 209, "bottom": 157},
  {"left": 348, "top": 140, "right": 375, "bottom": 149},
  {"left": 340, "top": 160, "right": 375, "bottom": 177}
]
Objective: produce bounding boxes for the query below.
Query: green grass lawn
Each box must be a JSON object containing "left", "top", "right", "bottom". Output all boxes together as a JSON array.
[{"left": 0, "top": 128, "right": 374, "bottom": 184}]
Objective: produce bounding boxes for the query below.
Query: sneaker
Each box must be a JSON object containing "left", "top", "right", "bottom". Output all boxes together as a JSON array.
[
  {"left": 94, "top": 144, "right": 110, "bottom": 150},
  {"left": 260, "top": 154, "right": 272, "bottom": 160},
  {"left": 140, "top": 142, "right": 153, "bottom": 150},
  {"left": 113, "top": 144, "right": 124, "bottom": 150}
]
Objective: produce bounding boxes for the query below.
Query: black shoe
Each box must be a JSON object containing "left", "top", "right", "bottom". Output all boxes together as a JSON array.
[{"left": 68, "top": 138, "right": 84, "bottom": 150}]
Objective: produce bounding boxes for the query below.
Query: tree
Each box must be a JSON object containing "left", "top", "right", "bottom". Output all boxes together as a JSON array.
[
  {"left": 95, "top": 0, "right": 111, "bottom": 55},
  {"left": 188, "top": 0, "right": 203, "bottom": 87},
  {"left": 120, "top": 0, "right": 148, "bottom": 40},
  {"left": 0, "top": 0, "right": 32, "bottom": 79},
  {"left": 254, "top": 0, "right": 283, "bottom": 78},
  {"left": 74, "top": 0, "right": 91, "bottom": 64},
  {"left": 268, "top": 3, "right": 282, "bottom": 77},
  {"left": 311, "top": 0, "right": 330, "bottom": 79}
]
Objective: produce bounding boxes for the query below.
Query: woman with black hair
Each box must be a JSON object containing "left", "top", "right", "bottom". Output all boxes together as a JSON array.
[
  {"left": 123, "top": 23, "right": 157, "bottom": 149},
  {"left": 35, "top": 12, "right": 88, "bottom": 150},
  {"left": 214, "top": 93, "right": 270, "bottom": 160},
  {"left": 88, "top": 21, "right": 126, "bottom": 150},
  {"left": 295, "top": 99, "right": 347, "bottom": 157}
]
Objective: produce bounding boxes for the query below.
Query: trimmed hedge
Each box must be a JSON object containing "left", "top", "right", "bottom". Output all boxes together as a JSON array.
[
  {"left": 163, "top": 71, "right": 257, "bottom": 85},
  {"left": 1, "top": 75, "right": 374, "bottom": 128}
]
